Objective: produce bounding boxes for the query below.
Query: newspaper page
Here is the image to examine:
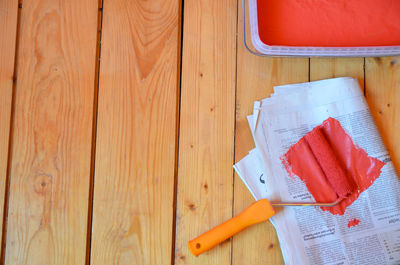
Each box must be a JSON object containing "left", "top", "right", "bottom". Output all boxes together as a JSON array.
[{"left": 239, "top": 78, "right": 400, "bottom": 265}]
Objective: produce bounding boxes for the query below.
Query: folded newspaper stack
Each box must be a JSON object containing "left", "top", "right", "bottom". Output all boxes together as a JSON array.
[{"left": 234, "top": 77, "right": 400, "bottom": 265}]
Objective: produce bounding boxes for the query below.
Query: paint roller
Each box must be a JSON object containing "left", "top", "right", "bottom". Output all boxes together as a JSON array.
[{"left": 188, "top": 127, "right": 356, "bottom": 257}]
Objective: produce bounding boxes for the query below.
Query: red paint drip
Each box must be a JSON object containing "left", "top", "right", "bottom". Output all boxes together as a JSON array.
[
  {"left": 282, "top": 117, "right": 385, "bottom": 215},
  {"left": 347, "top": 218, "right": 361, "bottom": 228}
]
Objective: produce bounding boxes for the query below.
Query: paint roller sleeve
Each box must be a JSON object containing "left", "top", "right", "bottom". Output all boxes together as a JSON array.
[{"left": 305, "top": 127, "right": 356, "bottom": 197}]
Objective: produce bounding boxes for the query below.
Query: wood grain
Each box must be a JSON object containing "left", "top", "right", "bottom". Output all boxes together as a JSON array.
[
  {"left": 365, "top": 56, "right": 400, "bottom": 172},
  {"left": 310, "top": 58, "right": 365, "bottom": 86},
  {"left": 90, "top": 0, "right": 180, "bottom": 264},
  {"left": 0, "top": 0, "right": 18, "bottom": 247},
  {"left": 4, "top": 0, "right": 99, "bottom": 264},
  {"left": 174, "top": 0, "right": 237, "bottom": 264},
  {"left": 232, "top": 3, "right": 308, "bottom": 263}
]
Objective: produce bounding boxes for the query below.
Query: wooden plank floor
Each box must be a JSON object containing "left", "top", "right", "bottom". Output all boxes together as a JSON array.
[{"left": 0, "top": 0, "right": 399, "bottom": 264}]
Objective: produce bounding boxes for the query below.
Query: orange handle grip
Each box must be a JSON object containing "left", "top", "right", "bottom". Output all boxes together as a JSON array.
[{"left": 188, "top": 199, "right": 275, "bottom": 257}]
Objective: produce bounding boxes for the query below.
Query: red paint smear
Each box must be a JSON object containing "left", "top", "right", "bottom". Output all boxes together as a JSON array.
[
  {"left": 282, "top": 118, "right": 385, "bottom": 215},
  {"left": 347, "top": 218, "right": 361, "bottom": 228},
  {"left": 257, "top": 0, "right": 400, "bottom": 47}
]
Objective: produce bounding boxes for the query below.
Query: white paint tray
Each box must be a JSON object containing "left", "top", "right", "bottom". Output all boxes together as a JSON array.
[{"left": 243, "top": 0, "right": 400, "bottom": 57}]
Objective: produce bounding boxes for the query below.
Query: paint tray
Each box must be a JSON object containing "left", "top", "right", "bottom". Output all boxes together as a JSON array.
[{"left": 243, "top": 0, "right": 400, "bottom": 57}]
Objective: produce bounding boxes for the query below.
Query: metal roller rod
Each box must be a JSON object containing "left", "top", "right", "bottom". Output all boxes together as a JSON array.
[{"left": 270, "top": 199, "right": 342, "bottom": 207}]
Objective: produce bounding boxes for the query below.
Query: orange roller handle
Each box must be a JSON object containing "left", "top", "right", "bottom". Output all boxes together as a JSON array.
[{"left": 188, "top": 199, "right": 275, "bottom": 257}]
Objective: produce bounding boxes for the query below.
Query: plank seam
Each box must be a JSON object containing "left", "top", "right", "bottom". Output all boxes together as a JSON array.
[
  {"left": 85, "top": 0, "right": 104, "bottom": 264},
  {"left": 171, "top": 0, "right": 185, "bottom": 264},
  {"left": 231, "top": 0, "right": 240, "bottom": 264},
  {"left": 0, "top": 2, "right": 22, "bottom": 263}
]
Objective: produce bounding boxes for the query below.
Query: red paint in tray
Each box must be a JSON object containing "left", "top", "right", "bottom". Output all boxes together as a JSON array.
[
  {"left": 257, "top": 0, "right": 400, "bottom": 47},
  {"left": 282, "top": 118, "right": 385, "bottom": 215}
]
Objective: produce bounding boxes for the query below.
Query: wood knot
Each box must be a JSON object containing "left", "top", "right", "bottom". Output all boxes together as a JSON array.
[
  {"left": 34, "top": 174, "right": 52, "bottom": 195},
  {"left": 203, "top": 183, "right": 208, "bottom": 194},
  {"left": 390, "top": 59, "right": 398, "bottom": 67},
  {"left": 177, "top": 253, "right": 185, "bottom": 261},
  {"left": 268, "top": 243, "right": 274, "bottom": 249},
  {"left": 187, "top": 202, "right": 196, "bottom": 211},
  {"left": 199, "top": 72, "right": 203, "bottom": 77},
  {"left": 387, "top": 103, "right": 391, "bottom": 107}
]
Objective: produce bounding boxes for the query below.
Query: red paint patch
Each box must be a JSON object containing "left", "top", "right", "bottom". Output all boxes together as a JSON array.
[
  {"left": 347, "top": 218, "right": 361, "bottom": 228},
  {"left": 282, "top": 117, "right": 385, "bottom": 215}
]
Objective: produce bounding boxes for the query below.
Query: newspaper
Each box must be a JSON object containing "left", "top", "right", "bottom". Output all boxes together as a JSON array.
[{"left": 234, "top": 77, "right": 400, "bottom": 265}]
